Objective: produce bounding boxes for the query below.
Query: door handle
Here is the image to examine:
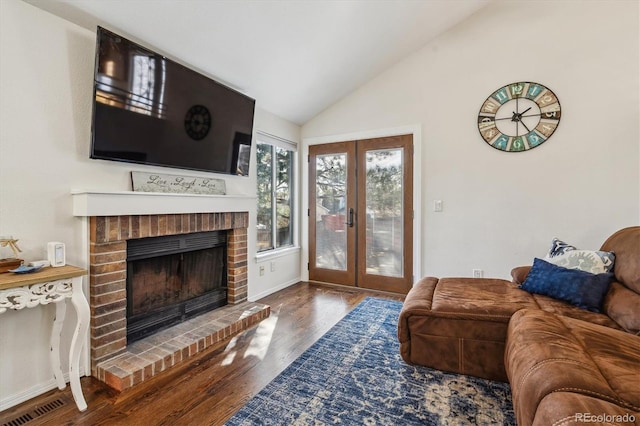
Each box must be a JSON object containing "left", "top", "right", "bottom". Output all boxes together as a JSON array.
[{"left": 346, "top": 208, "right": 354, "bottom": 227}]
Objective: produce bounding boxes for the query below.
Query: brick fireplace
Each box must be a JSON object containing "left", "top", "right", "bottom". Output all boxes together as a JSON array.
[{"left": 86, "top": 210, "right": 269, "bottom": 391}]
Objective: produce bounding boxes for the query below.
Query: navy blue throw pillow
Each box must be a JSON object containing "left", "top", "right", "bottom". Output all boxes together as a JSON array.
[{"left": 520, "top": 258, "right": 613, "bottom": 312}]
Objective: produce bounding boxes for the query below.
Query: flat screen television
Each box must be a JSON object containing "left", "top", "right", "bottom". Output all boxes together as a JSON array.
[{"left": 90, "top": 27, "right": 255, "bottom": 176}]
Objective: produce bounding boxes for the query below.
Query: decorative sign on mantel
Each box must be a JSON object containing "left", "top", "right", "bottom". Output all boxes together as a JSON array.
[{"left": 131, "top": 171, "right": 226, "bottom": 195}]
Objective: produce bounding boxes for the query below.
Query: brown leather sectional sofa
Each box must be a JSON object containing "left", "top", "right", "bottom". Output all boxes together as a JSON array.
[{"left": 398, "top": 226, "right": 640, "bottom": 425}]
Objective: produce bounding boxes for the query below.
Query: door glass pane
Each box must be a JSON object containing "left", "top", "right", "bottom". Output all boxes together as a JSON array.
[
  {"left": 365, "top": 148, "right": 403, "bottom": 277},
  {"left": 315, "top": 153, "right": 347, "bottom": 270}
]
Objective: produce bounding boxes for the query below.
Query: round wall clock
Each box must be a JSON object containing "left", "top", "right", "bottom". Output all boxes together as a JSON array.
[
  {"left": 184, "top": 105, "right": 211, "bottom": 140},
  {"left": 478, "top": 82, "right": 561, "bottom": 152}
]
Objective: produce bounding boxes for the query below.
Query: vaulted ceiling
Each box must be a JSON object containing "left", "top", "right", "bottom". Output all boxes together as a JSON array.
[{"left": 25, "top": 0, "right": 490, "bottom": 125}]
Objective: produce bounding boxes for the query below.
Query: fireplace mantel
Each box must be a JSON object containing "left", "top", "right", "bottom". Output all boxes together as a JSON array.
[{"left": 71, "top": 190, "right": 256, "bottom": 217}]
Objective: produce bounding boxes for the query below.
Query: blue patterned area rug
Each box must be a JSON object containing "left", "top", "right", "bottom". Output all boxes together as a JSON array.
[{"left": 226, "top": 297, "right": 516, "bottom": 425}]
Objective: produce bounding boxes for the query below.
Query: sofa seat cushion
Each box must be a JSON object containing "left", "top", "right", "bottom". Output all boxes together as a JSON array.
[
  {"left": 431, "top": 277, "right": 538, "bottom": 316},
  {"left": 506, "top": 309, "right": 640, "bottom": 426},
  {"left": 398, "top": 277, "right": 539, "bottom": 381},
  {"left": 532, "top": 293, "right": 623, "bottom": 330}
]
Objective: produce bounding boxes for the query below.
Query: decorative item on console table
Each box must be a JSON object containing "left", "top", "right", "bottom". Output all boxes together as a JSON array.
[
  {"left": 0, "top": 258, "right": 23, "bottom": 273},
  {"left": 0, "top": 236, "right": 23, "bottom": 273}
]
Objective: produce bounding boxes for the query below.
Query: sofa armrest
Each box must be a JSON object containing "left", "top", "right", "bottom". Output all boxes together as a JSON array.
[
  {"left": 398, "top": 277, "right": 438, "bottom": 342},
  {"left": 511, "top": 266, "right": 531, "bottom": 284}
]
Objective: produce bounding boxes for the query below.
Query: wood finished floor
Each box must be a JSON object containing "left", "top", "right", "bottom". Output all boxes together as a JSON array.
[{"left": 1, "top": 282, "right": 404, "bottom": 426}]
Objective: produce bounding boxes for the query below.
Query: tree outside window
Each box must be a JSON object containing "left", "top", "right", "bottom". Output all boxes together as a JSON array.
[{"left": 257, "top": 142, "right": 294, "bottom": 251}]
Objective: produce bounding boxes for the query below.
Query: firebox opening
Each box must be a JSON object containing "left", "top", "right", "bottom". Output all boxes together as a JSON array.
[{"left": 126, "top": 231, "right": 228, "bottom": 343}]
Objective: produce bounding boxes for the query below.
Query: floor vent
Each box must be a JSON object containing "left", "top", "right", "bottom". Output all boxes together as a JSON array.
[{"left": 2, "top": 397, "right": 66, "bottom": 426}]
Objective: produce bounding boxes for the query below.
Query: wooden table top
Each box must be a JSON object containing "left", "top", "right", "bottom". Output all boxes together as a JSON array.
[{"left": 0, "top": 265, "right": 87, "bottom": 290}]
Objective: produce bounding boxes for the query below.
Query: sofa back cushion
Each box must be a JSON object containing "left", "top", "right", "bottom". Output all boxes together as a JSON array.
[{"left": 600, "top": 226, "right": 640, "bottom": 333}]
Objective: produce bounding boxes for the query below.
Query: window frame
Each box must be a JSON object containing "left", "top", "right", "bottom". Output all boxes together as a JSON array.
[{"left": 255, "top": 131, "right": 298, "bottom": 255}]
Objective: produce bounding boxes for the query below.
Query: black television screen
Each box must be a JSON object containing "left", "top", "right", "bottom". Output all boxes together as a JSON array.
[{"left": 90, "top": 27, "right": 255, "bottom": 176}]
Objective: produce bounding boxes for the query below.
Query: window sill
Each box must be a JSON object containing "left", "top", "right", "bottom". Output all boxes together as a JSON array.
[{"left": 255, "top": 246, "right": 301, "bottom": 262}]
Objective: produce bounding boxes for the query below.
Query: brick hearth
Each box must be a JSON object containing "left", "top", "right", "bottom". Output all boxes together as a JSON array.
[{"left": 88, "top": 212, "right": 269, "bottom": 391}]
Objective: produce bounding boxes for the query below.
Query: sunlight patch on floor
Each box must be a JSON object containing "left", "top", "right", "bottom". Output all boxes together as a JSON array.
[
  {"left": 221, "top": 335, "right": 240, "bottom": 366},
  {"left": 220, "top": 309, "right": 279, "bottom": 366},
  {"left": 244, "top": 313, "right": 278, "bottom": 360}
]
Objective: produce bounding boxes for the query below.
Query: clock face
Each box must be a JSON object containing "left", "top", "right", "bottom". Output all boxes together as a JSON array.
[
  {"left": 184, "top": 105, "right": 211, "bottom": 140},
  {"left": 478, "top": 82, "right": 561, "bottom": 152}
]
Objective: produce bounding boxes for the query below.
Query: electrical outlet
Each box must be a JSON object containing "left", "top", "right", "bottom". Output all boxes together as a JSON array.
[
  {"left": 473, "top": 269, "right": 483, "bottom": 278},
  {"left": 270, "top": 261, "right": 276, "bottom": 272},
  {"left": 259, "top": 265, "right": 265, "bottom": 276}
]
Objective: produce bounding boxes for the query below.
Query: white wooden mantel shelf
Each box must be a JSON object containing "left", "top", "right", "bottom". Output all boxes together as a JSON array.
[{"left": 71, "top": 191, "right": 256, "bottom": 217}]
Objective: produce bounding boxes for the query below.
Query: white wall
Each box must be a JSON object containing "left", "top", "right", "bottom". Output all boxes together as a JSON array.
[
  {"left": 0, "top": 0, "right": 300, "bottom": 409},
  {"left": 302, "top": 0, "right": 640, "bottom": 280}
]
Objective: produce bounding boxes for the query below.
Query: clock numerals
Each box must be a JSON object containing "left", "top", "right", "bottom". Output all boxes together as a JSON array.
[
  {"left": 540, "top": 103, "right": 561, "bottom": 117},
  {"left": 481, "top": 128, "right": 499, "bottom": 144},
  {"left": 535, "top": 121, "right": 558, "bottom": 138},
  {"left": 493, "top": 135, "right": 509, "bottom": 150},
  {"left": 526, "top": 84, "right": 544, "bottom": 100},
  {"left": 543, "top": 110, "right": 560, "bottom": 120},
  {"left": 509, "top": 83, "right": 525, "bottom": 98},
  {"left": 492, "top": 87, "right": 510, "bottom": 104},
  {"left": 478, "top": 82, "right": 561, "bottom": 152},
  {"left": 536, "top": 90, "right": 558, "bottom": 108},
  {"left": 478, "top": 116, "right": 499, "bottom": 143},
  {"left": 480, "top": 98, "right": 500, "bottom": 114},
  {"left": 478, "top": 115, "right": 495, "bottom": 128},
  {"left": 526, "top": 131, "right": 546, "bottom": 149},
  {"left": 510, "top": 137, "right": 525, "bottom": 152}
]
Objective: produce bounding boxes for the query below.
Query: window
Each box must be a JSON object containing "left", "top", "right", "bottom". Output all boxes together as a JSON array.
[{"left": 256, "top": 133, "right": 296, "bottom": 252}]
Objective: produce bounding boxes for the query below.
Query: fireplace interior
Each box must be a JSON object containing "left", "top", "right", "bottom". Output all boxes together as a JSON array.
[{"left": 127, "top": 231, "right": 228, "bottom": 343}]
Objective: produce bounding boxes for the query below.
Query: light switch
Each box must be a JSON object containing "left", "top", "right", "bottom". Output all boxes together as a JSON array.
[{"left": 434, "top": 200, "right": 443, "bottom": 212}]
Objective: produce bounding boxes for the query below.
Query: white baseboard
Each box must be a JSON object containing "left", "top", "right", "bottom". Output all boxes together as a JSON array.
[
  {"left": 0, "top": 368, "right": 86, "bottom": 412},
  {"left": 248, "top": 278, "right": 299, "bottom": 302}
]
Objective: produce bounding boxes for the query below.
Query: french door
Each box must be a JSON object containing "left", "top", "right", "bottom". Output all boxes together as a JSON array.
[{"left": 308, "top": 135, "right": 413, "bottom": 294}]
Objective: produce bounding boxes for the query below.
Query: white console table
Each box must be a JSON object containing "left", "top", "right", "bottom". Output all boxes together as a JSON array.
[{"left": 0, "top": 265, "right": 89, "bottom": 411}]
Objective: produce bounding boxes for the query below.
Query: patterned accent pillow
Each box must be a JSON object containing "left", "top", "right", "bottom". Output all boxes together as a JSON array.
[
  {"left": 547, "top": 237, "right": 577, "bottom": 257},
  {"left": 545, "top": 237, "right": 615, "bottom": 274},
  {"left": 520, "top": 258, "right": 613, "bottom": 312}
]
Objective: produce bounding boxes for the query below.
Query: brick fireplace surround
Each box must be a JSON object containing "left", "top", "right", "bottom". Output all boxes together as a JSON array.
[{"left": 88, "top": 211, "right": 269, "bottom": 391}]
